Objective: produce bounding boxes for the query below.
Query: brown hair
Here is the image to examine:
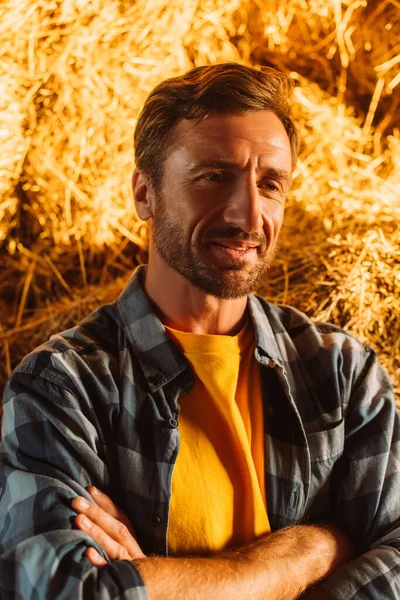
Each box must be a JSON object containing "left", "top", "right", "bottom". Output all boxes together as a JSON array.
[{"left": 134, "top": 63, "right": 299, "bottom": 188}]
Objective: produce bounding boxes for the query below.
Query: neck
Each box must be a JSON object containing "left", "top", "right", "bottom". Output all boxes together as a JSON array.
[{"left": 142, "top": 259, "right": 248, "bottom": 336}]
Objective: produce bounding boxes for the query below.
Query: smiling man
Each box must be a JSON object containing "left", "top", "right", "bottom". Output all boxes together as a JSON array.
[
  {"left": 1, "top": 63, "right": 399, "bottom": 600},
  {"left": 139, "top": 109, "right": 290, "bottom": 332},
  {"left": 146, "top": 111, "right": 289, "bottom": 305}
]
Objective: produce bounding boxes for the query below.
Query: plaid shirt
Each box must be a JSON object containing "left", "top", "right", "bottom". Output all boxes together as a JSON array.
[{"left": 1, "top": 265, "right": 399, "bottom": 599}]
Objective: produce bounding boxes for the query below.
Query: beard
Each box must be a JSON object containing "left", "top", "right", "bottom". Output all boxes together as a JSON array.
[{"left": 150, "top": 196, "right": 278, "bottom": 300}]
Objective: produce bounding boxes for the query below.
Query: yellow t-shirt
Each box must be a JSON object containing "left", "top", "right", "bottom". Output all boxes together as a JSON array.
[{"left": 165, "top": 317, "right": 270, "bottom": 556}]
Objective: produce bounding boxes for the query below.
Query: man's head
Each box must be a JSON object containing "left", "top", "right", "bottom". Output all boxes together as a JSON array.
[
  {"left": 133, "top": 63, "right": 297, "bottom": 299},
  {"left": 134, "top": 63, "right": 299, "bottom": 190}
]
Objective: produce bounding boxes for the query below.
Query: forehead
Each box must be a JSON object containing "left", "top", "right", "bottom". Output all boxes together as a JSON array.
[{"left": 168, "top": 110, "right": 292, "bottom": 171}]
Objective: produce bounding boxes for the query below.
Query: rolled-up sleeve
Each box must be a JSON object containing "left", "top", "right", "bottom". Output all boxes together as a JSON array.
[
  {"left": 0, "top": 370, "right": 149, "bottom": 600},
  {"left": 322, "top": 347, "right": 400, "bottom": 599}
]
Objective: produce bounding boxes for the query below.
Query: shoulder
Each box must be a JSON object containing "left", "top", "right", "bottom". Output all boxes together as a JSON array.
[
  {"left": 251, "top": 294, "right": 367, "bottom": 357},
  {"left": 7, "top": 301, "right": 123, "bottom": 401},
  {"left": 250, "top": 295, "right": 391, "bottom": 411}
]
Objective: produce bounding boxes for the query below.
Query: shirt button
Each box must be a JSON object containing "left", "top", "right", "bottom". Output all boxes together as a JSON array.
[
  {"left": 152, "top": 514, "right": 161, "bottom": 525},
  {"left": 169, "top": 417, "right": 178, "bottom": 428},
  {"left": 150, "top": 374, "right": 163, "bottom": 386}
]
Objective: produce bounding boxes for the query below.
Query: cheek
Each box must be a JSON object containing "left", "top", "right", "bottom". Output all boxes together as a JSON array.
[
  {"left": 178, "top": 189, "right": 220, "bottom": 222},
  {"left": 261, "top": 202, "right": 285, "bottom": 238}
]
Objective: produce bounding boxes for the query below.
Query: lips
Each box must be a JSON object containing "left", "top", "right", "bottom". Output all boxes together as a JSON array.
[
  {"left": 206, "top": 241, "right": 259, "bottom": 265},
  {"left": 211, "top": 240, "right": 259, "bottom": 252}
]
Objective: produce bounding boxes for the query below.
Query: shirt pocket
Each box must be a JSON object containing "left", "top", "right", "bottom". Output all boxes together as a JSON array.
[
  {"left": 305, "top": 419, "right": 345, "bottom": 462},
  {"left": 305, "top": 420, "right": 345, "bottom": 519}
]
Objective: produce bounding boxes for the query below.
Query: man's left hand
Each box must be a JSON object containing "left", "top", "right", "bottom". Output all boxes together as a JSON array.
[{"left": 72, "top": 486, "right": 146, "bottom": 566}]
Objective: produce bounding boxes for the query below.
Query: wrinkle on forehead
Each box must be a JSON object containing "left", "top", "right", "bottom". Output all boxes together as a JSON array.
[
  {"left": 168, "top": 135, "right": 290, "bottom": 177},
  {"left": 189, "top": 132, "right": 290, "bottom": 151},
  {"left": 172, "top": 111, "right": 292, "bottom": 159},
  {"left": 169, "top": 143, "right": 291, "bottom": 172}
]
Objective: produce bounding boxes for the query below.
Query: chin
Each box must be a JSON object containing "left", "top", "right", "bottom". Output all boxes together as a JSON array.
[{"left": 188, "top": 269, "right": 264, "bottom": 300}]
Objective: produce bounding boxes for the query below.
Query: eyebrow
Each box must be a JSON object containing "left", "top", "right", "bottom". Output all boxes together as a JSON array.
[
  {"left": 189, "top": 159, "right": 292, "bottom": 184},
  {"left": 188, "top": 158, "right": 237, "bottom": 172}
]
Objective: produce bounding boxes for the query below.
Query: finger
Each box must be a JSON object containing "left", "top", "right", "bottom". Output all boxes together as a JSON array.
[
  {"left": 87, "top": 487, "right": 135, "bottom": 534},
  {"left": 85, "top": 547, "right": 107, "bottom": 567},
  {"left": 72, "top": 498, "right": 145, "bottom": 559},
  {"left": 75, "top": 514, "right": 133, "bottom": 561}
]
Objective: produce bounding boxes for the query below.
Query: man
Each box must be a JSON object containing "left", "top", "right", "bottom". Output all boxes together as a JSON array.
[{"left": 0, "top": 63, "right": 399, "bottom": 599}]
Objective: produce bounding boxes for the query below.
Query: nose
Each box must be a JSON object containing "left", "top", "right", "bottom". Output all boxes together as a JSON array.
[{"left": 222, "top": 173, "right": 263, "bottom": 233}]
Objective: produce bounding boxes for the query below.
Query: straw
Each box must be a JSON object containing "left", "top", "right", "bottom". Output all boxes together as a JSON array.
[{"left": 0, "top": 0, "right": 399, "bottom": 404}]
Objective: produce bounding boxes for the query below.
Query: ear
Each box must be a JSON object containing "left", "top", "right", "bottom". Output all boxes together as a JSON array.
[{"left": 132, "top": 169, "right": 155, "bottom": 221}]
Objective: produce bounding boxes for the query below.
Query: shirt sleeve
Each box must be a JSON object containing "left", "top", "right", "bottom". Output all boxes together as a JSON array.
[
  {"left": 322, "top": 345, "right": 400, "bottom": 599},
  {"left": 0, "top": 369, "right": 149, "bottom": 600}
]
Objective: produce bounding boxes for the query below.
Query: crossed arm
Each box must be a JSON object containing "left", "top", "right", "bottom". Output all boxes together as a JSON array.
[
  {"left": 2, "top": 344, "right": 399, "bottom": 598},
  {"left": 72, "top": 487, "right": 354, "bottom": 600}
]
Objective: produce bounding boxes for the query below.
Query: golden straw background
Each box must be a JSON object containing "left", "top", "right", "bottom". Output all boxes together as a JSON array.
[{"left": 1, "top": 0, "right": 399, "bottom": 407}]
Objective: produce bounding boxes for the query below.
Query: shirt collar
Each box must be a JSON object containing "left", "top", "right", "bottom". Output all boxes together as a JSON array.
[
  {"left": 116, "top": 265, "right": 192, "bottom": 392},
  {"left": 116, "top": 265, "right": 283, "bottom": 391},
  {"left": 247, "top": 294, "right": 284, "bottom": 365}
]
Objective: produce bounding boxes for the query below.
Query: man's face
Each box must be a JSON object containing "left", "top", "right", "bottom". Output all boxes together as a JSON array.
[{"left": 149, "top": 110, "right": 292, "bottom": 299}]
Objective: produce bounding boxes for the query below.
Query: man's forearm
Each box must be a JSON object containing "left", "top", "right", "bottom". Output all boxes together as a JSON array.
[
  {"left": 73, "top": 491, "right": 353, "bottom": 599},
  {"left": 135, "top": 523, "right": 353, "bottom": 600}
]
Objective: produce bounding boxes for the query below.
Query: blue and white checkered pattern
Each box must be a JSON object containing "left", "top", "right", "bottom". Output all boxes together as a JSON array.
[{"left": 1, "top": 265, "right": 399, "bottom": 598}]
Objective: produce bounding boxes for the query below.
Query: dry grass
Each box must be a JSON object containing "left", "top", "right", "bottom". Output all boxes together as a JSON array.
[{"left": 1, "top": 0, "right": 399, "bottom": 405}]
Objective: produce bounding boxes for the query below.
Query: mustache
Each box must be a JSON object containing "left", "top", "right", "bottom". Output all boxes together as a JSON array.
[{"left": 204, "top": 226, "right": 267, "bottom": 246}]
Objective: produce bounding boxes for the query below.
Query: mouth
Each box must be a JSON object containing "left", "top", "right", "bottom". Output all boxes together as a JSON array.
[
  {"left": 207, "top": 240, "right": 260, "bottom": 263},
  {"left": 210, "top": 240, "right": 259, "bottom": 252}
]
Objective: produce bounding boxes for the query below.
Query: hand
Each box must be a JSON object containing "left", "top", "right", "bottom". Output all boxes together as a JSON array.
[{"left": 72, "top": 486, "right": 146, "bottom": 566}]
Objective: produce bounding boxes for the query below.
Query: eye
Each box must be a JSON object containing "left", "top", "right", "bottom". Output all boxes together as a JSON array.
[
  {"left": 259, "top": 180, "right": 281, "bottom": 193},
  {"left": 202, "top": 171, "right": 225, "bottom": 182}
]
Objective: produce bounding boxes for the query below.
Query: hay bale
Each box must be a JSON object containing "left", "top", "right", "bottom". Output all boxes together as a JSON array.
[
  {"left": 0, "top": 61, "right": 30, "bottom": 245},
  {"left": 239, "top": 0, "right": 400, "bottom": 128},
  {"left": 19, "top": 0, "right": 189, "bottom": 248},
  {"left": 0, "top": 0, "right": 399, "bottom": 403}
]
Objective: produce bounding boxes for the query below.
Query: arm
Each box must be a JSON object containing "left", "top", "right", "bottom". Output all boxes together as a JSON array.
[
  {"left": 0, "top": 371, "right": 148, "bottom": 599},
  {"left": 1, "top": 368, "right": 345, "bottom": 600},
  {"left": 320, "top": 346, "right": 400, "bottom": 599},
  {"left": 136, "top": 525, "right": 349, "bottom": 600},
  {"left": 74, "top": 488, "right": 354, "bottom": 600}
]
